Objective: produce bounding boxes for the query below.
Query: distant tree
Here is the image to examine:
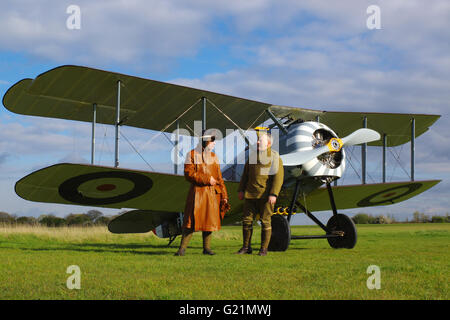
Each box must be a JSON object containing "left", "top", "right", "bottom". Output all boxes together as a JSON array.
[
  {"left": 374, "top": 215, "right": 392, "bottom": 224},
  {"left": 387, "top": 214, "right": 397, "bottom": 224},
  {"left": 431, "top": 216, "right": 446, "bottom": 223},
  {"left": 38, "top": 214, "right": 66, "bottom": 227},
  {"left": 0, "top": 212, "right": 15, "bottom": 224},
  {"left": 421, "top": 213, "right": 430, "bottom": 223},
  {"left": 86, "top": 210, "right": 103, "bottom": 223},
  {"left": 16, "top": 216, "right": 37, "bottom": 225},
  {"left": 66, "top": 213, "right": 92, "bottom": 226},
  {"left": 412, "top": 211, "right": 429, "bottom": 223},
  {"left": 95, "top": 215, "right": 112, "bottom": 225},
  {"left": 352, "top": 213, "right": 370, "bottom": 224},
  {"left": 367, "top": 215, "right": 377, "bottom": 224}
]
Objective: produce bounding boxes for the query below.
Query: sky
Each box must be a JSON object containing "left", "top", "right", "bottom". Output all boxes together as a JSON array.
[{"left": 0, "top": 0, "right": 449, "bottom": 225}]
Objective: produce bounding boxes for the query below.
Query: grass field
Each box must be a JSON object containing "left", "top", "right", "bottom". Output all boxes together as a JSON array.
[{"left": 0, "top": 223, "right": 448, "bottom": 300}]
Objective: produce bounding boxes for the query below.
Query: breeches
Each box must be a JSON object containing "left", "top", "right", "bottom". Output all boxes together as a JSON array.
[{"left": 242, "top": 198, "right": 274, "bottom": 230}]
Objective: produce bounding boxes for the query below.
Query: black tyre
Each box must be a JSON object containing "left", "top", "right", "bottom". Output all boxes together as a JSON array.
[
  {"left": 268, "top": 215, "right": 290, "bottom": 251},
  {"left": 326, "top": 214, "right": 357, "bottom": 249}
]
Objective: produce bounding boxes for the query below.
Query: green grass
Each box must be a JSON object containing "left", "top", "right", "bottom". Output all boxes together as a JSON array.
[{"left": 0, "top": 223, "right": 448, "bottom": 299}]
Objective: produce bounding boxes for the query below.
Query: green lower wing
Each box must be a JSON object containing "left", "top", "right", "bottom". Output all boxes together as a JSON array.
[
  {"left": 276, "top": 180, "right": 441, "bottom": 212},
  {"left": 16, "top": 163, "right": 438, "bottom": 222},
  {"left": 15, "top": 163, "right": 190, "bottom": 211},
  {"left": 15, "top": 162, "right": 241, "bottom": 216}
]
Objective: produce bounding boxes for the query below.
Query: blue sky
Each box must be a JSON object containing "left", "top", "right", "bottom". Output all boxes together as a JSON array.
[{"left": 0, "top": 0, "right": 449, "bottom": 224}]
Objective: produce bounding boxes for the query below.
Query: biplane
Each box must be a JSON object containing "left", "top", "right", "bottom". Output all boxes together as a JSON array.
[{"left": 2, "top": 65, "right": 441, "bottom": 251}]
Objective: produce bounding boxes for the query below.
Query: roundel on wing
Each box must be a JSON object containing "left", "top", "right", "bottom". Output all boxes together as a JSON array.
[
  {"left": 58, "top": 171, "right": 153, "bottom": 205},
  {"left": 357, "top": 183, "right": 423, "bottom": 207}
]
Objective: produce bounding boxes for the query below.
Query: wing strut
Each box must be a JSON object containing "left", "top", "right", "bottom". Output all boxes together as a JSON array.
[
  {"left": 114, "top": 80, "right": 121, "bottom": 168},
  {"left": 202, "top": 96, "right": 207, "bottom": 135},
  {"left": 382, "top": 134, "right": 387, "bottom": 182},
  {"left": 362, "top": 116, "right": 367, "bottom": 184},
  {"left": 265, "top": 109, "right": 288, "bottom": 135},
  {"left": 411, "top": 117, "right": 415, "bottom": 181},
  {"left": 91, "top": 103, "right": 96, "bottom": 165}
]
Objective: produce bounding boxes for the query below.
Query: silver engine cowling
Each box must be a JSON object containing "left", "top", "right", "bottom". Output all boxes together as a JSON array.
[{"left": 280, "top": 121, "right": 346, "bottom": 179}]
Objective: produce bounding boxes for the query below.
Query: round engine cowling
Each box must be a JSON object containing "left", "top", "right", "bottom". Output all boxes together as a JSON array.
[{"left": 280, "top": 121, "right": 346, "bottom": 178}]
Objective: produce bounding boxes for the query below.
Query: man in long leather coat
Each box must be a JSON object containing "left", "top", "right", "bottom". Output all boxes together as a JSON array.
[{"left": 175, "top": 135, "right": 229, "bottom": 256}]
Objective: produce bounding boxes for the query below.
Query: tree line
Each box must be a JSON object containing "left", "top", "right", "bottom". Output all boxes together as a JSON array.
[
  {"left": 351, "top": 212, "right": 449, "bottom": 224},
  {"left": 1, "top": 210, "right": 448, "bottom": 227},
  {"left": 0, "top": 210, "right": 115, "bottom": 227}
]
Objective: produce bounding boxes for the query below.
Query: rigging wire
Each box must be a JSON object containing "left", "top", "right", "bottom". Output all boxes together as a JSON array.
[
  {"left": 346, "top": 145, "right": 377, "bottom": 183},
  {"left": 207, "top": 99, "right": 246, "bottom": 132},
  {"left": 101, "top": 125, "right": 114, "bottom": 165},
  {"left": 247, "top": 109, "right": 268, "bottom": 131},
  {"left": 98, "top": 124, "right": 107, "bottom": 164},
  {"left": 118, "top": 84, "right": 203, "bottom": 170},
  {"left": 136, "top": 97, "right": 202, "bottom": 152},
  {"left": 388, "top": 143, "right": 410, "bottom": 180},
  {"left": 345, "top": 146, "right": 362, "bottom": 181},
  {"left": 161, "top": 131, "right": 186, "bottom": 161},
  {"left": 119, "top": 130, "right": 155, "bottom": 171}
]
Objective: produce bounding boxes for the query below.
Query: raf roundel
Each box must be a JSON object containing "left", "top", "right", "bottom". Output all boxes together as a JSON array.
[
  {"left": 58, "top": 171, "right": 153, "bottom": 205},
  {"left": 357, "top": 183, "right": 423, "bottom": 207}
]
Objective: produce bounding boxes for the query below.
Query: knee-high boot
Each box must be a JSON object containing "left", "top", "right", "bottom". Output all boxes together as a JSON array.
[
  {"left": 236, "top": 225, "right": 253, "bottom": 254},
  {"left": 244, "top": 226, "right": 253, "bottom": 248},
  {"left": 259, "top": 227, "right": 272, "bottom": 256},
  {"left": 202, "top": 231, "right": 215, "bottom": 255},
  {"left": 175, "top": 228, "right": 193, "bottom": 256}
]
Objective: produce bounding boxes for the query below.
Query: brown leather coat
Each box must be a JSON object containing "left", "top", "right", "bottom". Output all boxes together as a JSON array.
[{"left": 183, "top": 146, "right": 228, "bottom": 231}]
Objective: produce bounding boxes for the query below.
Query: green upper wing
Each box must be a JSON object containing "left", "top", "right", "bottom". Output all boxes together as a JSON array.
[
  {"left": 3, "top": 65, "right": 440, "bottom": 144},
  {"left": 269, "top": 106, "right": 440, "bottom": 147},
  {"left": 2, "top": 65, "right": 270, "bottom": 137}
]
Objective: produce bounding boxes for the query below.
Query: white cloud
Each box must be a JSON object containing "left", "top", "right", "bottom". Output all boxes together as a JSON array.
[{"left": 0, "top": 0, "right": 209, "bottom": 69}]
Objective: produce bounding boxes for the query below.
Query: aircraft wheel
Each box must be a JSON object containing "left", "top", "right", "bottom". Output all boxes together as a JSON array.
[
  {"left": 326, "top": 214, "right": 357, "bottom": 249},
  {"left": 268, "top": 215, "right": 290, "bottom": 251}
]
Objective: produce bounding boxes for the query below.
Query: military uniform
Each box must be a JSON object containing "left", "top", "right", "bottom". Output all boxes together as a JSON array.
[{"left": 237, "top": 146, "right": 284, "bottom": 255}]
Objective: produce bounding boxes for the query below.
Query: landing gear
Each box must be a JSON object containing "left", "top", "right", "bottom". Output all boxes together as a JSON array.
[
  {"left": 326, "top": 214, "right": 357, "bottom": 249},
  {"left": 268, "top": 180, "right": 358, "bottom": 251},
  {"left": 268, "top": 215, "right": 290, "bottom": 251}
]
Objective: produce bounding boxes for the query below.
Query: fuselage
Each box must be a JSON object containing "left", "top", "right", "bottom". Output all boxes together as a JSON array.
[{"left": 222, "top": 121, "right": 346, "bottom": 194}]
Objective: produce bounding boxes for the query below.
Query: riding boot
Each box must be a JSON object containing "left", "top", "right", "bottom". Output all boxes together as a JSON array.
[
  {"left": 202, "top": 231, "right": 215, "bottom": 255},
  {"left": 174, "top": 228, "right": 193, "bottom": 256},
  {"left": 236, "top": 225, "right": 253, "bottom": 254},
  {"left": 258, "top": 227, "right": 272, "bottom": 256}
]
